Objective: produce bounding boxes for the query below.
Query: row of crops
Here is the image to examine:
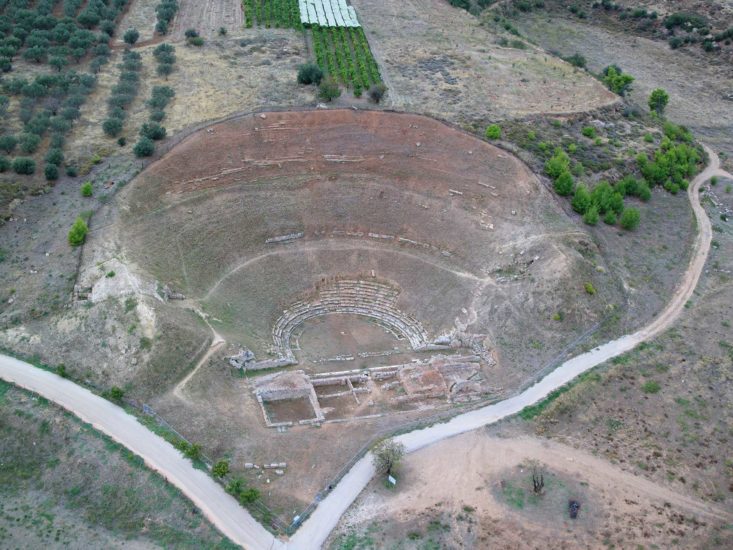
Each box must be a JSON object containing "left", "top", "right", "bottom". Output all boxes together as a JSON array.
[
  {"left": 243, "top": 0, "right": 302, "bottom": 29},
  {"left": 242, "top": 0, "right": 382, "bottom": 93},
  {"left": 0, "top": 0, "right": 130, "bottom": 72},
  {"left": 311, "top": 25, "right": 380, "bottom": 93}
]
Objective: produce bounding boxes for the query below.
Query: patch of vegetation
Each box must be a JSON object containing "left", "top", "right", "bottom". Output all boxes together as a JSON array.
[
  {"left": 68, "top": 216, "right": 88, "bottom": 246},
  {"left": 519, "top": 370, "right": 602, "bottom": 420},
  {"left": 311, "top": 26, "right": 381, "bottom": 95},
  {"left": 602, "top": 65, "right": 634, "bottom": 96}
]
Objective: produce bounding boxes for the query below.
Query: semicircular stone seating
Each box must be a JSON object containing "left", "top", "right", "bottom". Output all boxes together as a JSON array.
[{"left": 273, "top": 279, "right": 429, "bottom": 362}]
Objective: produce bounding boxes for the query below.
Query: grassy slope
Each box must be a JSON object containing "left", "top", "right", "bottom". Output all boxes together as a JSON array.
[{"left": 0, "top": 380, "right": 236, "bottom": 549}]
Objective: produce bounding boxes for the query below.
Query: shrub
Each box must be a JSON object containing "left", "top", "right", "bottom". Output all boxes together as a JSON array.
[
  {"left": 619, "top": 207, "right": 640, "bottom": 230},
  {"left": 184, "top": 28, "right": 199, "bottom": 38},
  {"left": 12, "top": 157, "right": 35, "bottom": 174},
  {"left": 368, "top": 83, "right": 387, "bottom": 104},
  {"left": 553, "top": 170, "right": 574, "bottom": 196},
  {"left": 45, "top": 148, "right": 64, "bottom": 166},
  {"left": 213, "top": 460, "right": 229, "bottom": 478},
  {"left": 123, "top": 28, "right": 140, "bottom": 45},
  {"left": 66, "top": 165, "right": 78, "bottom": 177},
  {"left": 603, "top": 211, "right": 617, "bottom": 225},
  {"left": 106, "top": 386, "right": 125, "bottom": 401},
  {"left": 648, "top": 88, "right": 669, "bottom": 115},
  {"left": 710, "top": 176, "right": 718, "bottom": 186},
  {"left": 44, "top": 162, "right": 59, "bottom": 180},
  {"left": 157, "top": 62, "right": 174, "bottom": 78},
  {"left": 0, "top": 135, "right": 17, "bottom": 154},
  {"left": 68, "top": 217, "right": 88, "bottom": 246},
  {"left": 81, "top": 181, "right": 93, "bottom": 197},
  {"left": 0, "top": 156, "right": 9, "bottom": 172},
  {"left": 545, "top": 148, "right": 570, "bottom": 179},
  {"left": 581, "top": 126, "right": 596, "bottom": 139},
  {"left": 149, "top": 110, "right": 166, "bottom": 122},
  {"left": 189, "top": 36, "right": 204, "bottom": 47},
  {"left": 571, "top": 184, "right": 591, "bottom": 214},
  {"left": 140, "top": 122, "right": 166, "bottom": 140},
  {"left": 133, "top": 136, "right": 155, "bottom": 157},
  {"left": 297, "top": 63, "right": 323, "bottom": 85},
  {"left": 602, "top": 65, "right": 634, "bottom": 96},
  {"left": 19, "top": 133, "right": 41, "bottom": 154},
  {"left": 565, "top": 53, "right": 586, "bottom": 68},
  {"left": 218, "top": 26, "right": 227, "bottom": 36},
  {"left": 103, "top": 117, "right": 124, "bottom": 137},
  {"left": 641, "top": 380, "right": 660, "bottom": 394},
  {"left": 643, "top": 132, "right": 654, "bottom": 143},
  {"left": 583, "top": 205, "right": 599, "bottom": 225},
  {"left": 584, "top": 282, "right": 596, "bottom": 295},
  {"left": 318, "top": 77, "right": 341, "bottom": 102},
  {"left": 485, "top": 124, "right": 501, "bottom": 140}
]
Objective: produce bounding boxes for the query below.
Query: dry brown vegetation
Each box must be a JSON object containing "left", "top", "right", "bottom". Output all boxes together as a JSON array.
[{"left": 352, "top": 0, "right": 618, "bottom": 121}]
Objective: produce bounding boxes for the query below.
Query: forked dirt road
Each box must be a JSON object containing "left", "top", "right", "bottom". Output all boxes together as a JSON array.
[{"left": 0, "top": 146, "right": 727, "bottom": 549}]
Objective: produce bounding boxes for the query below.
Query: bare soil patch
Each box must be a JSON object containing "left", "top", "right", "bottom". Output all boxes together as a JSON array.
[
  {"left": 351, "top": 0, "right": 617, "bottom": 121},
  {"left": 328, "top": 432, "right": 732, "bottom": 549},
  {"left": 119, "top": 109, "right": 621, "bottom": 384},
  {"left": 169, "top": 0, "right": 245, "bottom": 40}
]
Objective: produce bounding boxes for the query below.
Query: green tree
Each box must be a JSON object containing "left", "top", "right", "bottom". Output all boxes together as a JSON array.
[
  {"left": 133, "top": 137, "right": 155, "bottom": 157},
  {"left": 106, "top": 386, "right": 124, "bottom": 401},
  {"left": 648, "top": 88, "right": 669, "bottom": 115},
  {"left": 44, "top": 162, "right": 59, "bottom": 180},
  {"left": 372, "top": 439, "right": 405, "bottom": 476},
  {"left": 368, "top": 83, "right": 387, "bottom": 103},
  {"left": 619, "top": 207, "right": 640, "bottom": 230},
  {"left": 553, "top": 170, "right": 574, "bottom": 196},
  {"left": 583, "top": 205, "right": 599, "bottom": 225},
  {"left": 485, "top": 124, "right": 501, "bottom": 140},
  {"left": 140, "top": 122, "right": 166, "bottom": 140},
  {"left": 123, "top": 28, "right": 140, "bottom": 45},
  {"left": 0, "top": 135, "right": 17, "bottom": 154},
  {"left": 318, "top": 77, "right": 341, "bottom": 102},
  {"left": 49, "top": 55, "right": 68, "bottom": 72},
  {"left": 602, "top": 65, "right": 634, "bottom": 96},
  {"left": 213, "top": 460, "right": 230, "bottom": 479},
  {"left": 297, "top": 63, "right": 324, "bottom": 85},
  {"left": 45, "top": 148, "right": 64, "bottom": 166},
  {"left": 545, "top": 148, "right": 570, "bottom": 179},
  {"left": 184, "top": 443, "right": 202, "bottom": 460},
  {"left": 103, "top": 118, "right": 124, "bottom": 137},
  {"left": 12, "top": 157, "right": 35, "bottom": 174},
  {"left": 571, "top": 184, "right": 591, "bottom": 214},
  {"left": 68, "top": 217, "right": 88, "bottom": 246},
  {"left": 81, "top": 181, "right": 93, "bottom": 197},
  {"left": 603, "top": 211, "right": 617, "bottom": 225}
]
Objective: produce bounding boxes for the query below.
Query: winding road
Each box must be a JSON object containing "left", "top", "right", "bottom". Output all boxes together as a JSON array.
[{"left": 0, "top": 146, "right": 728, "bottom": 549}]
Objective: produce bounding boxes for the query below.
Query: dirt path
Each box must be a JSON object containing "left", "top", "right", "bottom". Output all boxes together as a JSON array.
[
  {"left": 0, "top": 147, "right": 725, "bottom": 550},
  {"left": 337, "top": 432, "right": 732, "bottom": 528},
  {"left": 172, "top": 307, "right": 226, "bottom": 401},
  {"left": 0, "top": 355, "right": 282, "bottom": 550},
  {"left": 288, "top": 145, "right": 725, "bottom": 549}
]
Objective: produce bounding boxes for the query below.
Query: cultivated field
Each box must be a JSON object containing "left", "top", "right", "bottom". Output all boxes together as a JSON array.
[{"left": 351, "top": 0, "right": 618, "bottom": 120}]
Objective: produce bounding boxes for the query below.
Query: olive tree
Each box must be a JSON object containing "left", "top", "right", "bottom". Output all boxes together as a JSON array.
[{"left": 372, "top": 439, "right": 405, "bottom": 476}]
